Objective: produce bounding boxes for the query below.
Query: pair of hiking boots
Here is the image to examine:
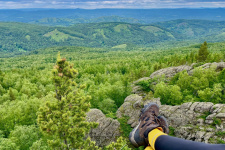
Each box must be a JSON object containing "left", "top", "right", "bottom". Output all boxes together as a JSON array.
[{"left": 129, "top": 103, "right": 169, "bottom": 148}]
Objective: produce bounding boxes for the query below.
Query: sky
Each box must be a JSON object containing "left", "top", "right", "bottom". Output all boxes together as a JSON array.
[{"left": 1, "top": 0, "right": 225, "bottom": 9}]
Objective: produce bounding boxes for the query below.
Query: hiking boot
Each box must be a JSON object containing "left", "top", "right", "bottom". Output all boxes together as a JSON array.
[
  {"left": 157, "top": 116, "right": 169, "bottom": 134},
  {"left": 129, "top": 103, "right": 161, "bottom": 148}
]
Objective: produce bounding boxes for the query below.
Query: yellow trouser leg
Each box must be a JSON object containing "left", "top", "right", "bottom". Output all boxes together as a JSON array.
[
  {"left": 145, "top": 146, "right": 154, "bottom": 150},
  {"left": 147, "top": 128, "right": 167, "bottom": 150}
]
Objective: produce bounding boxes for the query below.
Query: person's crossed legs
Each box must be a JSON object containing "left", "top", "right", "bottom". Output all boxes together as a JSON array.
[{"left": 129, "top": 103, "right": 225, "bottom": 150}]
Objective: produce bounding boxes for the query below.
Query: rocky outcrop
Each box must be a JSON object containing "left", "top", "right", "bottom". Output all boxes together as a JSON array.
[
  {"left": 86, "top": 109, "right": 120, "bottom": 147},
  {"left": 117, "top": 95, "right": 225, "bottom": 143},
  {"left": 149, "top": 62, "right": 225, "bottom": 79},
  {"left": 150, "top": 65, "right": 192, "bottom": 79},
  {"left": 200, "top": 62, "right": 225, "bottom": 71},
  {"left": 132, "top": 62, "right": 225, "bottom": 94}
]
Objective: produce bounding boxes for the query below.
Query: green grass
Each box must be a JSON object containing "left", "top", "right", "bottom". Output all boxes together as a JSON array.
[
  {"left": 43, "top": 29, "right": 70, "bottom": 42},
  {"left": 140, "top": 26, "right": 163, "bottom": 33},
  {"left": 169, "top": 126, "right": 176, "bottom": 136},
  {"left": 114, "top": 24, "right": 130, "bottom": 32},
  {"left": 198, "top": 111, "right": 211, "bottom": 121},
  {"left": 215, "top": 131, "right": 225, "bottom": 137},
  {"left": 212, "top": 117, "right": 221, "bottom": 126},
  {"left": 117, "top": 117, "right": 132, "bottom": 138},
  {"left": 112, "top": 44, "right": 127, "bottom": 49}
]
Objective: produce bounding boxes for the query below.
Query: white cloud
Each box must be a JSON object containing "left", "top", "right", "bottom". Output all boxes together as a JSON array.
[
  {"left": 34, "top": 1, "right": 45, "bottom": 4},
  {"left": 0, "top": 0, "right": 225, "bottom": 9}
]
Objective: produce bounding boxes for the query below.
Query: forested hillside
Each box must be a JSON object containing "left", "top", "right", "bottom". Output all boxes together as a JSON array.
[
  {"left": 1, "top": 20, "right": 225, "bottom": 56},
  {"left": 155, "top": 19, "right": 225, "bottom": 40},
  {"left": 0, "top": 22, "right": 174, "bottom": 53},
  {"left": 0, "top": 40, "right": 225, "bottom": 149}
]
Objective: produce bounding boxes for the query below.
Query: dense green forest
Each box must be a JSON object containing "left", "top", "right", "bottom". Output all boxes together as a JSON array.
[
  {"left": 0, "top": 40, "right": 225, "bottom": 149},
  {"left": 1, "top": 20, "right": 225, "bottom": 55}
]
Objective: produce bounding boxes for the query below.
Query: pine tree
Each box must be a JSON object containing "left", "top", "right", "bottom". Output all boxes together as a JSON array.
[
  {"left": 198, "top": 41, "right": 209, "bottom": 62},
  {"left": 37, "top": 53, "right": 100, "bottom": 150}
]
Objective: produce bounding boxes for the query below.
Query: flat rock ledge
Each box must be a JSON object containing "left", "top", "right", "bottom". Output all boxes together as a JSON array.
[
  {"left": 150, "top": 62, "right": 225, "bottom": 79},
  {"left": 116, "top": 94, "right": 225, "bottom": 143},
  {"left": 86, "top": 109, "right": 120, "bottom": 147}
]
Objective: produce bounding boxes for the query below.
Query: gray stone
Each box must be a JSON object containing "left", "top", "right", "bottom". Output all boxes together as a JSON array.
[
  {"left": 144, "top": 97, "right": 161, "bottom": 106},
  {"left": 195, "top": 131, "right": 205, "bottom": 141},
  {"left": 86, "top": 109, "right": 120, "bottom": 147},
  {"left": 211, "top": 104, "right": 225, "bottom": 113},
  {"left": 180, "top": 102, "right": 193, "bottom": 111},
  {"left": 200, "top": 62, "right": 225, "bottom": 71},
  {"left": 133, "top": 100, "right": 142, "bottom": 109},
  {"left": 216, "top": 113, "right": 225, "bottom": 118},
  {"left": 150, "top": 65, "right": 192, "bottom": 79},
  {"left": 206, "top": 128, "right": 214, "bottom": 132},
  {"left": 206, "top": 113, "right": 216, "bottom": 120},
  {"left": 197, "top": 119, "right": 204, "bottom": 126},
  {"left": 190, "top": 102, "right": 200, "bottom": 111},
  {"left": 205, "top": 120, "right": 214, "bottom": 124},
  {"left": 204, "top": 132, "right": 214, "bottom": 143},
  {"left": 132, "top": 86, "right": 143, "bottom": 94},
  {"left": 194, "top": 102, "right": 213, "bottom": 113},
  {"left": 124, "top": 94, "right": 143, "bottom": 103},
  {"left": 133, "top": 77, "right": 151, "bottom": 85}
]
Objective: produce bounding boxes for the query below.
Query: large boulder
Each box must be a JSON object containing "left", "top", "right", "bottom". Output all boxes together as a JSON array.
[{"left": 86, "top": 109, "right": 120, "bottom": 147}]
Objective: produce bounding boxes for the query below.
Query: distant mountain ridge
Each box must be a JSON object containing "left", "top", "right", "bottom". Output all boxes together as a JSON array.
[
  {"left": 1, "top": 8, "right": 225, "bottom": 25},
  {"left": 1, "top": 19, "right": 225, "bottom": 54},
  {"left": 31, "top": 16, "right": 140, "bottom": 26},
  {"left": 154, "top": 19, "right": 225, "bottom": 40}
]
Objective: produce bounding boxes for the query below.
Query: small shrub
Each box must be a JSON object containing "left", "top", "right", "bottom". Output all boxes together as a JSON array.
[
  {"left": 217, "top": 138, "right": 225, "bottom": 144},
  {"left": 215, "top": 131, "right": 225, "bottom": 137},
  {"left": 137, "top": 80, "right": 151, "bottom": 92},
  {"left": 199, "top": 111, "right": 210, "bottom": 121},
  {"left": 169, "top": 126, "right": 175, "bottom": 136},
  {"left": 117, "top": 117, "right": 133, "bottom": 137},
  {"left": 212, "top": 117, "right": 221, "bottom": 126}
]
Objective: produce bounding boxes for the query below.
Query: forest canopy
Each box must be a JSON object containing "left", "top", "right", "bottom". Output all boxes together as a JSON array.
[{"left": 0, "top": 40, "right": 225, "bottom": 149}]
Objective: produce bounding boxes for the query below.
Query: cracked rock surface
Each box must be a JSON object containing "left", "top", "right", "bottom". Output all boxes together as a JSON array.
[{"left": 86, "top": 109, "right": 120, "bottom": 147}]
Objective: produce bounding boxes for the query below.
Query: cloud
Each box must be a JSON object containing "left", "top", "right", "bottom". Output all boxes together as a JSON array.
[{"left": 0, "top": 0, "right": 225, "bottom": 9}]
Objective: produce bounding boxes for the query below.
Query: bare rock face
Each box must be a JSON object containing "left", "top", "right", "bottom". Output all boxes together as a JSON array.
[
  {"left": 116, "top": 95, "right": 225, "bottom": 144},
  {"left": 147, "top": 62, "right": 225, "bottom": 80},
  {"left": 116, "top": 94, "right": 143, "bottom": 127},
  {"left": 150, "top": 65, "right": 192, "bottom": 79},
  {"left": 200, "top": 62, "right": 225, "bottom": 71},
  {"left": 86, "top": 109, "right": 120, "bottom": 147}
]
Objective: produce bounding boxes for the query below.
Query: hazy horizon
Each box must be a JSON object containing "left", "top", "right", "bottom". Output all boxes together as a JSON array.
[{"left": 1, "top": 0, "right": 225, "bottom": 9}]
